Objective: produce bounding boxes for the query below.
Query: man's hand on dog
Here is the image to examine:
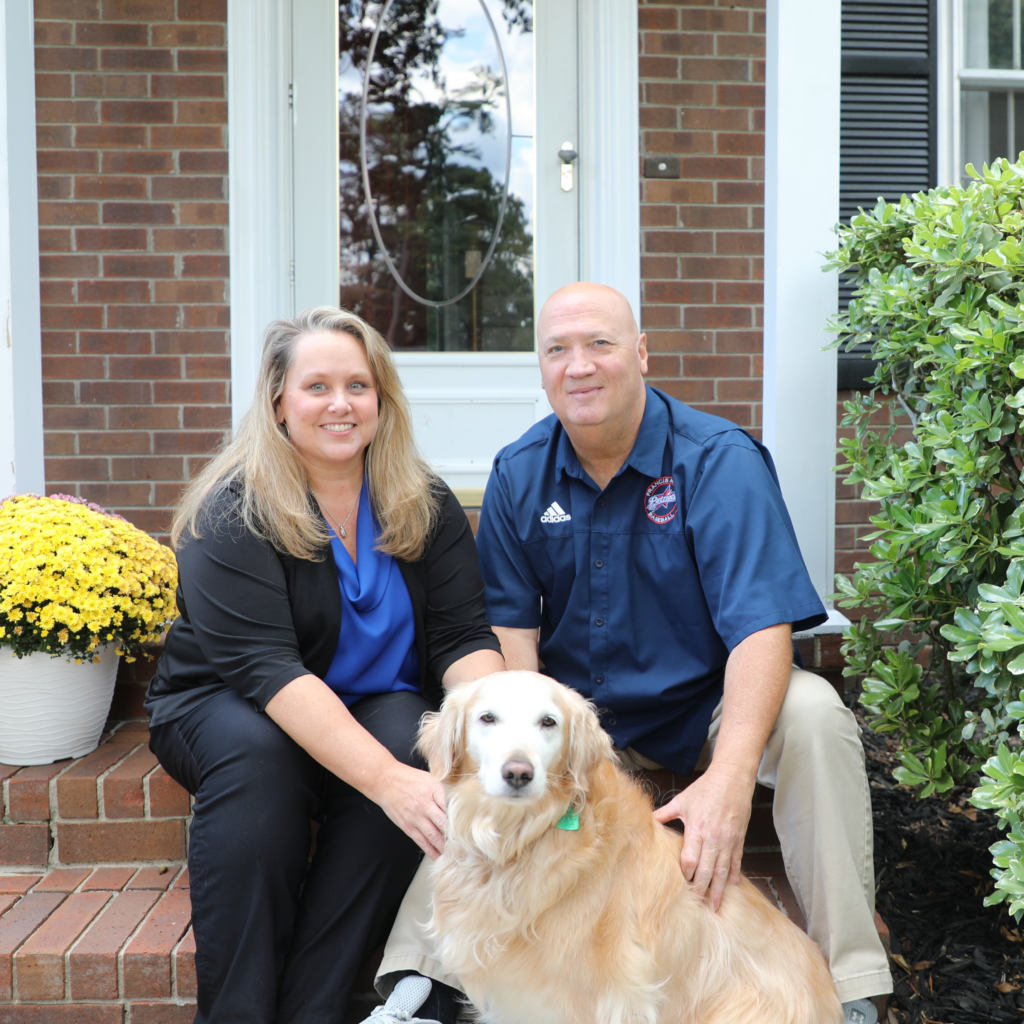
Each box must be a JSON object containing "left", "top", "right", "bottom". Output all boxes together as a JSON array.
[
  {"left": 376, "top": 762, "right": 447, "bottom": 859},
  {"left": 653, "top": 763, "right": 755, "bottom": 912}
]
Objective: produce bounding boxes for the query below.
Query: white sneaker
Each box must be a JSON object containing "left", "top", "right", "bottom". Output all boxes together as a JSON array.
[
  {"left": 360, "top": 975, "right": 443, "bottom": 1024},
  {"left": 843, "top": 998, "right": 879, "bottom": 1024}
]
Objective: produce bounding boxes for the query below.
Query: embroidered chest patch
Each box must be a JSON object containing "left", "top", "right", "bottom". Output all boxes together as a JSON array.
[{"left": 644, "top": 476, "right": 678, "bottom": 525}]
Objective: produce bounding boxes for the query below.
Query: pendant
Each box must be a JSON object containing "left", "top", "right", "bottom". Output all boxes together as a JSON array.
[{"left": 339, "top": 526, "right": 347, "bottom": 539}]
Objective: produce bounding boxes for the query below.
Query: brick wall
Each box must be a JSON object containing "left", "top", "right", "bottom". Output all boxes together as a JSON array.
[
  {"left": 638, "top": 0, "right": 766, "bottom": 438},
  {"left": 35, "top": 0, "right": 230, "bottom": 537}
]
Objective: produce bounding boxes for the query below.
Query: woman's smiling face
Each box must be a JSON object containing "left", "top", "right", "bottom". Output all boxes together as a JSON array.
[{"left": 275, "top": 330, "right": 379, "bottom": 476}]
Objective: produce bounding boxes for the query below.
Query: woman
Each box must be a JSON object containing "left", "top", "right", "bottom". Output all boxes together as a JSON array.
[{"left": 146, "top": 307, "right": 504, "bottom": 1024}]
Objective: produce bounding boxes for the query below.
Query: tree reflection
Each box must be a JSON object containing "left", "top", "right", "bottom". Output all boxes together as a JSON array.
[{"left": 339, "top": 0, "right": 534, "bottom": 351}]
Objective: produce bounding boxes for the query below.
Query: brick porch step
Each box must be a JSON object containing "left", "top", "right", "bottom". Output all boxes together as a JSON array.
[
  {"left": 1, "top": 722, "right": 191, "bottom": 871},
  {"left": 0, "top": 865, "right": 194, "bottom": 1022}
]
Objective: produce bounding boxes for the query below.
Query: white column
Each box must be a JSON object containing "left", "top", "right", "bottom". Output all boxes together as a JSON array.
[
  {"left": 578, "top": 0, "right": 641, "bottom": 317},
  {"left": 227, "top": 0, "right": 293, "bottom": 426},
  {"left": 0, "top": 0, "right": 44, "bottom": 499},
  {"left": 762, "top": 0, "right": 842, "bottom": 607}
]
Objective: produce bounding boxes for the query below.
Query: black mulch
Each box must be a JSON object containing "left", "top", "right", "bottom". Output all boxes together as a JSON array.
[{"left": 861, "top": 709, "right": 1024, "bottom": 1022}]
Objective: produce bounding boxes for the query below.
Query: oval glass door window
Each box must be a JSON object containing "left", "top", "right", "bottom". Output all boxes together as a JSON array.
[{"left": 339, "top": 0, "right": 535, "bottom": 351}]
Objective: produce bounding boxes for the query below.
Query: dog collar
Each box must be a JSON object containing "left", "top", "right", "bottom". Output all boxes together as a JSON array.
[{"left": 556, "top": 806, "right": 580, "bottom": 831}]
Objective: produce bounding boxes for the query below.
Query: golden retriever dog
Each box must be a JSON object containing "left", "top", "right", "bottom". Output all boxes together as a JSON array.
[{"left": 417, "top": 670, "right": 842, "bottom": 1024}]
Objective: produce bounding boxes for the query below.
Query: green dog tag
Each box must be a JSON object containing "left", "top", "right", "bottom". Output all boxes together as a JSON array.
[{"left": 556, "top": 805, "right": 580, "bottom": 831}]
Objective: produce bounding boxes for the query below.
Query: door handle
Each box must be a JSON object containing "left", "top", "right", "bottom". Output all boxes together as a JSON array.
[{"left": 559, "top": 142, "right": 578, "bottom": 192}]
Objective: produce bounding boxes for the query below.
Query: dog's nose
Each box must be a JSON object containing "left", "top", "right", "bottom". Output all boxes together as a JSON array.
[{"left": 502, "top": 760, "right": 534, "bottom": 790}]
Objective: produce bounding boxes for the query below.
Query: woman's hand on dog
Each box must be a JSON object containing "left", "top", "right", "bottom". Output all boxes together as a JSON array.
[
  {"left": 372, "top": 761, "right": 448, "bottom": 859},
  {"left": 653, "top": 764, "right": 754, "bottom": 912}
]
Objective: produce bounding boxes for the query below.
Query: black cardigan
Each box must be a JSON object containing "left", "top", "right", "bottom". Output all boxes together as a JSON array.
[{"left": 144, "top": 482, "right": 501, "bottom": 727}]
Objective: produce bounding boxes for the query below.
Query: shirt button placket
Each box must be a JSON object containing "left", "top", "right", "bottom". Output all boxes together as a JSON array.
[{"left": 594, "top": 493, "right": 610, "bottom": 688}]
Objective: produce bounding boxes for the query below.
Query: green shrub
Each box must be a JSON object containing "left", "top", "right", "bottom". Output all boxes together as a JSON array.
[{"left": 825, "top": 157, "right": 1024, "bottom": 918}]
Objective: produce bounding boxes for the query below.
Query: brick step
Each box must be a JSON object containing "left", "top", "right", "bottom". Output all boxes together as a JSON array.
[
  {"left": 0, "top": 865, "right": 194, "bottom": 1022},
  {"left": 1, "top": 722, "right": 190, "bottom": 871},
  {"left": 0, "top": 857, "right": 864, "bottom": 1024}
]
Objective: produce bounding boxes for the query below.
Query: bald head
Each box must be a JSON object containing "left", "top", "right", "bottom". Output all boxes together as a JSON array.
[
  {"left": 535, "top": 282, "right": 648, "bottom": 453},
  {"left": 537, "top": 282, "right": 639, "bottom": 345}
]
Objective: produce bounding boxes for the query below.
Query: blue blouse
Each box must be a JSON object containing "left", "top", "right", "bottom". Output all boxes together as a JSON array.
[{"left": 322, "top": 484, "right": 420, "bottom": 706}]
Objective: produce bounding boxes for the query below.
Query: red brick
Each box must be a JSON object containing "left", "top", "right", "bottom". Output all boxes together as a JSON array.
[
  {"left": 175, "top": 925, "right": 196, "bottom": 996},
  {"left": 171, "top": 869, "right": 189, "bottom": 890},
  {"left": 679, "top": 9, "right": 750, "bottom": 32},
  {"left": 16, "top": 891, "right": 111, "bottom": 1000},
  {"left": 79, "top": 279, "right": 152, "bottom": 303},
  {"left": 129, "top": 1003, "right": 198, "bottom": 1024},
  {"left": 34, "top": 72, "right": 73, "bottom": 97},
  {"left": 69, "top": 889, "right": 160, "bottom": 1000},
  {"left": 181, "top": 304, "right": 228, "bottom": 328},
  {"left": 176, "top": 100, "right": 228, "bottom": 124},
  {"left": 32, "top": 868, "right": 91, "bottom": 893},
  {"left": 80, "top": 381, "right": 152, "bottom": 405},
  {"left": 0, "top": 1006, "right": 122, "bottom": 1022},
  {"left": 653, "top": 378, "right": 715, "bottom": 404},
  {"left": 37, "top": 124, "right": 72, "bottom": 147},
  {"left": 103, "top": 747, "right": 159, "bottom": 819},
  {"left": 81, "top": 867, "right": 135, "bottom": 891},
  {"left": 75, "top": 226, "right": 148, "bottom": 250},
  {"left": 76, "top": 22, "right": 149, "bottom": 45},
  {"left": 716, "top": 83, "right": 765, "bottom": 107},
  {"left": 153, "top": 430, "right": 222, "bottom": 454},
  {"left": 79, "top": 431, "right": 152, "bottom": 455},
  {"left": 0, "top": 893, "right": 65, "bottom": 999},
  {"left": 102, "top": 150, "right": 174, "bottom": 173},
  {"left": 639, "top": 8, "right": 678, "bottom": 30},
  {"left": 102, "top": 99, "right": 175, "bottom": 123},
  {"left": 123, "top": 889, "right": 192, "bottom": 997},
  {"left": 75, "top": 124, "right": 146, "bottom": 147},
  {"left": 76, "top": 174, "right": 147, "bottom": 199},
  {"left": 107, "top": 305, "right": 181, "bottom": 329},
  {"left": 100, "top": 48, "right": 174, "bottom": 71},
  {"left": 45, "top": 457, "right": 109, "bottom": 482},
  {"left": 148, "top": 769, "right": 190, "bottom": 817},
  {"left": 35, "top": 23, "right": 73, "bottom": 46},
  {"left": 716, "top": 231, "right": 763, "bottom": 255},
  {"left": 176, "top": 49, "right": 226, "bottom": 72},
  {"left": 152, "top": 227, "right": 223, "bottom": 251},
  {"left": 80, "top": 332, "right": 152, "bottom": 355},
  {"left": 639, "top": 55, "right": 678, "bottom": 79},
  {"left": 36, "top": 98, "right": 99, "bottom": 123},
  {"left": 0, "top": 825, "right": 50, "bottom": 867},
  {"left": 178, "top": 0, "right": 227, "bottom": 18},
  {"left": 42, "top": 353, "right": 106, "bottom": 378},
  {"left": 57, "top": 743, "right": 135, "bottom": 819},
  {"left": 718, "top": 33, "right": 765, "bottom": 58},
  {"left": 153, "top": 380, "right": 225, "bottom": 403},
  {"left": 151, "top": 176, "right": 223, "bottom": 201},
  {"left": 107, "top": 406, "right": 179, "bottom": 429},
  {"left": 0, "top": 877, "right": 42, "bottom": 895},
  {"left": 677, "top": 204, "right": 749, "bottom": 229},
  {"left": 644, "top": 280, "right": 713, "bottom": 304},
  {"left": 154, "top": 279, "right": 224, "bottom": 303},
  {"left": 75, "top": 72, "right": 149, "bottom": 97},
  {"left": 38, "top": 200, "right": 99, "bottom": 225},
  {"left": 56, "top": 820, "right": 186, "bottom": 863},
  {"left": 126, "top": 868, "right": 175, "bottom": 891},
  {"left": 7, "top": 762, "right": 68, "bottom": 823},
  {"left": 716, "top": 330, "right": 763, "bottom": 353},
  {"left": 35, "top": 46, "right": 98, "bottom": 72},
  {"left": 684, "top": 305, "right": 752, "bottom": 329},
  {"left": 151, "top": 24, "right": 224, "bottom": 46},
  {"left": 40, "top": 253, "right": 99, "bottom": 277},
  {"left": 678, "top": 256, "right": 752, "bottom": 280},
  {"left": 102, "top": 202, "right": 176, "bottom": 225},
  {"left": 178, "top": 150, "right": 227, "bottom": 173},
  {"left": 682, "top": 354, "right": 754, "bottom": 378},
  {"left": 37, "top": 149, "right": 97, "bottom": 173}
]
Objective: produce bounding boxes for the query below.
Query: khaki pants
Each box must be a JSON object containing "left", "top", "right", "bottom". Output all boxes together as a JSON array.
[{"left": 375, "top": 668, "right": 893, "bottom": 1005}]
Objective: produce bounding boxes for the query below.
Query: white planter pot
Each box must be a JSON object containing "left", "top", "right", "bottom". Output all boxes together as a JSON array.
[{"left": 0, "top": 645, "right": 120, "bottom": 766}]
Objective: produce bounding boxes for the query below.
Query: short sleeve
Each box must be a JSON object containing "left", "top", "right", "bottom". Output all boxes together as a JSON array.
[
  {"left": 686, "top": 443, "right": 826, "bottom": 650},
  {"left": 476, "top": 459, "right": 544, "bottom": 629}
]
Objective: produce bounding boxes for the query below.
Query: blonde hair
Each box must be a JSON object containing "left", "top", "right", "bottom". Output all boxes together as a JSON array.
[{"left": 172, "top": 306, "right": 438, "bottom": 562}]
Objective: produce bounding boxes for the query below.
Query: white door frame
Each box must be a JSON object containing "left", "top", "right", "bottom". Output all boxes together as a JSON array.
[
  {"left": 227, "top": 0, "right": 640, "bottom": 501},
  {"left": 0, "top": 0, "right": 44, "bottom": 499},
  {"left": 762, "top": 0, "right": 843, "bottom": 616}
]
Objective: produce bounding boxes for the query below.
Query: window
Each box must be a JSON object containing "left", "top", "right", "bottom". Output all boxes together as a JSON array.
[{"left": 960, "top": 0, "right": 1024, "bottom": 178}]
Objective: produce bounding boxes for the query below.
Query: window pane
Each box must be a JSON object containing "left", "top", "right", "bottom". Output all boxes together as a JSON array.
[
  {"left": 959, "top": 87, "right": 1024, "bottom": 179},
  {"left": 964, "top": 0, "right": 1018, "bottom": 69},
  {"left": 338, "top": 0, "right": 535, "bottom": 352}
]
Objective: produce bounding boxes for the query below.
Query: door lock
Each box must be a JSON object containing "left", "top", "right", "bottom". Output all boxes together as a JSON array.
[{"left": 558, "top": 142, "right": 578, "bottom": 192}]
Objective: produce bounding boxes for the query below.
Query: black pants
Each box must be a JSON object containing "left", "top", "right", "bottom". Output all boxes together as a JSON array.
[{"left": 150, "top": 688, "right": 431, "bottom": 1024}]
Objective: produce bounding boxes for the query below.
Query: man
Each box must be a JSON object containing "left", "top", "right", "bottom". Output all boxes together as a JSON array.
[{"left": 364, "top": 283, "right": 890, "bottom": 1024}]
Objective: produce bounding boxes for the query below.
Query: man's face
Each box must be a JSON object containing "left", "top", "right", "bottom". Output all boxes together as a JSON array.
[{"left": 537, "top": 287, "right": 648, "bottom": 431}]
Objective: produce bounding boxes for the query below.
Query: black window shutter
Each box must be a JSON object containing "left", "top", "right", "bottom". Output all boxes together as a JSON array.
[{"left": 838, "top": 0, "right": 936, "bottom": 388}]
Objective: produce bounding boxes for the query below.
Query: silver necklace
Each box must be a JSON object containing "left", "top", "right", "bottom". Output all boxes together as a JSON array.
[{"left": 316, "top": 487, "right": 360, "bottom": 540}]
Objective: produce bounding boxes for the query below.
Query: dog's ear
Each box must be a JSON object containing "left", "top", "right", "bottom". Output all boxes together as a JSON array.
[
  {"left": 417, "top": 684, "right": 470, "bottom": 782},
  {"left": 563, "top": 689, "right": 613, "bottom": 795}
]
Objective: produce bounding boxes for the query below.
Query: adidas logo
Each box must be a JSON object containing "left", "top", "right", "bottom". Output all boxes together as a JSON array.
[{"left": 540, "top": 501, "right": 571, "bottom": 524}]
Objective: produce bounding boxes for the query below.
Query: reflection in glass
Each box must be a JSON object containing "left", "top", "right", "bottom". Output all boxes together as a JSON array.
[
  {"left": 962, "top": 0, "right": 1024, "bottom": 182},
  {"left": 339, "top": 0, "right": 535, "bottom": 352}
]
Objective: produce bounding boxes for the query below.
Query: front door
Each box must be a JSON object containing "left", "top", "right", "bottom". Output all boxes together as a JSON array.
[{"left": 288, "top": 0, "right": 639, "bottom": 501}]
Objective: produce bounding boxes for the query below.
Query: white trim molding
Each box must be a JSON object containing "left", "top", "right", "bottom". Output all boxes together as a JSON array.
[
  {"left": 763, "top": 0, "right": 842, "bottom": 603},
  {"left": 578, "top": 0, "right": 641, "bottom": 317},
  {"left": 0, "top": 0, "right": 43, "bottom": 498},
  {"left": 227, "top": 0, "right": 294, "bottom": 427}
]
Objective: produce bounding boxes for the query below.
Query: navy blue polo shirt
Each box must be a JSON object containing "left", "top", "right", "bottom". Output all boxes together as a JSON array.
[{"left": 476, "top": 386, "right": 826, "bottom": 775}]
